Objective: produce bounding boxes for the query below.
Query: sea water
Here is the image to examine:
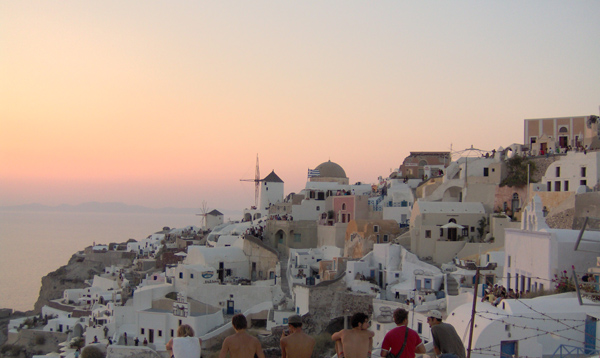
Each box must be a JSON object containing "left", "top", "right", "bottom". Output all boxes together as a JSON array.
[{"left": 0, "top": 210, "right": 205, "bottom": 311}]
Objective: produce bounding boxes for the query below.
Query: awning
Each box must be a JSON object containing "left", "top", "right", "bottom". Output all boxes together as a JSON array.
[{"left": 441, "top": 222, "right": 465, "bottom": 229}]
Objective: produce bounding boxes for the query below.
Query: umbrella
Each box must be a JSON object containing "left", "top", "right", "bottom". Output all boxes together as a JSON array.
[{"left": 440, "top": 222, "right": 464, "bottom": 229}]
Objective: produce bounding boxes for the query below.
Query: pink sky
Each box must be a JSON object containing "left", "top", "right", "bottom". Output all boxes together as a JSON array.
[{"left": 1, "top": 1, "right": 599, "bottom": 211}]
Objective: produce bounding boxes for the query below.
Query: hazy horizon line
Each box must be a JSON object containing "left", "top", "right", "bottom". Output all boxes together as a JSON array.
[{"left": 0, "top": 201, "right": 243, "bottom": 216}]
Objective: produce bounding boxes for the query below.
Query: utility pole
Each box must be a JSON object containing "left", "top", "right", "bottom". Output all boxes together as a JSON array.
[{"left": 465, "top": 262, "right": 496, "bottom": 358}]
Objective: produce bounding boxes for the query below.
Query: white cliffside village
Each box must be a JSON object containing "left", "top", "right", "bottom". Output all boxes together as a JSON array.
[{"left": 7, "top": 113, "right": 600, "bottom": 358}]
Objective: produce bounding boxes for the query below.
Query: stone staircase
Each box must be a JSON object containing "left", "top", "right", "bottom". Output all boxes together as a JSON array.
[
  {"left": 446, "top": 274, "right": 459, "bottom": 296},
  {"left": 279, "top": 255, "right": 291, "bottom": 298}
]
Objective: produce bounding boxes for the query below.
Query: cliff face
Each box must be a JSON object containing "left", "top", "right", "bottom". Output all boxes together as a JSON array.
[{"left": 33, "top": 255, "right": 104, "bottom": 312}]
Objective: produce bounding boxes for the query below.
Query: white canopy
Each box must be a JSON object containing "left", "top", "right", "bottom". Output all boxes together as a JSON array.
[{"left": 441, "top": 222, "right": 465, "bottom": 229}]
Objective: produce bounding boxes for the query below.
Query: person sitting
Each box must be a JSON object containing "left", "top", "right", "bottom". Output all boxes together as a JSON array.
[{"left": 166, "top": 324, "right": 201, "bottom": 358}]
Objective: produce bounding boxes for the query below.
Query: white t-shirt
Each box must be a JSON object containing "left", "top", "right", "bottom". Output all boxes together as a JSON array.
[{"left": 172, "top": 337, "right": 201, "bottom": 358}]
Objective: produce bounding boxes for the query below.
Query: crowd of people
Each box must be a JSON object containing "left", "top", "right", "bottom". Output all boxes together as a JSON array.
[
  {"left": 482, "top": 284, "right": 526, "bottom": 307},
  {"left": 81, "top": 310, "right": 467, "bottom": 358}
]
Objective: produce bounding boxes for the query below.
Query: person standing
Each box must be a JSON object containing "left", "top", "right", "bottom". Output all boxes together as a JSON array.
[
  {"left": 166, "top": 324, "right": 202, "bottom": 358},
  {"left": 331, "top": 312, "right": 374, "bottom": 358},
  {"left": 380, "top": 308, "right": 425, "bottom": 358},
  {"left": 280, "top": 315, "right": 315, "bottom": 358},
  {"left": 219, "top": 314, "right": 265, "bottom": 358},
  {"left": 427, "top": 310, "right": 466, "bottom": 358}
]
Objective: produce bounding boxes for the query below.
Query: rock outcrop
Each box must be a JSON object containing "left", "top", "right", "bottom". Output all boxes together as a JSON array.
[{"left": 33, "top": 254, "right": 104, "bottom": 313}]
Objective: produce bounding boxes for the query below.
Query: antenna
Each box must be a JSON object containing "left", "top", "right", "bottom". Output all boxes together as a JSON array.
[{"left": 240, "top": 154, "right": 261, "bottom": 208}]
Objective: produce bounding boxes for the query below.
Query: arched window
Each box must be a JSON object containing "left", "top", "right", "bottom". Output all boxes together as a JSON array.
[
  {"left": 559, "top": 126, "right": 568, "bottom": 133},
  {"left": 449, "top": 218, "right": 457, "bottom": 223},
  {"left": 419, "top": 160, "right": 428, "bottom": 167},
  {"left": 342, "top": 203, "right": 347, "bottom": 210}
]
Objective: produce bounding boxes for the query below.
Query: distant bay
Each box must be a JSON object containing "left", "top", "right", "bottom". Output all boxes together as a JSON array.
[{"left": 0, "top": 205, "right": 241, "bottom": 312}]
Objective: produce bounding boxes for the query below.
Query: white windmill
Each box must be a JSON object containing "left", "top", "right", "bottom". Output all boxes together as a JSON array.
[{"left": 196, "top": 201, "right": 209, "bottom": 230}]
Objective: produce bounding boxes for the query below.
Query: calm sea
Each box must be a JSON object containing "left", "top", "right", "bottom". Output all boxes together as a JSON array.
[{"left": 0, "top": 210, "right": 215, "bottom": 312}]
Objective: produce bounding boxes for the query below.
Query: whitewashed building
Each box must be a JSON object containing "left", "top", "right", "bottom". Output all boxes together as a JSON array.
[
  {"left": 410, "top": 201, "right": 487, "bottom": 264},
  {"left": 447, "top": 293, "right": 600, "bottom": 358},
  {"left": 505, "top": 195, "right": 599, "bottom": 293}
]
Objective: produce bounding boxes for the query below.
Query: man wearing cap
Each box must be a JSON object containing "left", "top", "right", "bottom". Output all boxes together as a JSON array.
[
  {"left": 280, "top": 315, "right": 315, "bottom": 358},
  {"left": 427, "top": 310, "right": 466, "bottom": 358}
]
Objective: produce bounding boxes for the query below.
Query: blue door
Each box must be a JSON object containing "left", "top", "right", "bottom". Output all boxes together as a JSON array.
[
  {"left": 500, "top": 341, "right": 517, "bottom": 358},
  {"left": 585, "top": 316, "right": 597, "bottom": 354},
  {"left": 227, "top": 300, "right": 234, "bottom": 315},
  {"left": 424, "top": 279, "right": 432, "bottom": 289},
  {"left": 416, "top": 279, "right": 421, "bottom": 290}
]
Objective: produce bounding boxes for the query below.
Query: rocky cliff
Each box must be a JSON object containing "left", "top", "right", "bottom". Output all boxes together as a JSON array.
[{"left": 33, "top": 254, "right": 104, "bottom": 313}]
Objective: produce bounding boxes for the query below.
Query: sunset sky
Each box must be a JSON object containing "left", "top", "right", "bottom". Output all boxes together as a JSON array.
[{"left": 1, "top": 1, "right": 599, "bottom": 211}]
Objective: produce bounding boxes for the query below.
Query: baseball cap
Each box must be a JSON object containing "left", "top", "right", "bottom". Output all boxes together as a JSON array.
[{"left": 428, "top": 310, "right": 443, "bottom": 320}]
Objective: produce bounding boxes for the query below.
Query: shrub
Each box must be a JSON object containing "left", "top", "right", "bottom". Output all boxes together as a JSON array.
[
  {"left": 554, "top": 271, "right": 576, "bottom": 293},
  {"left": 1, "top": 344, "right": 25, "bottom": 356},
  {"left": 81, "top": 346, "right": 105, "bottom": 358},
  {"left": 312, "top": 333, "right": 334, "bottom": 358},
  {"left": 35, "top": 335, "right": 46, "bottom": 345},
  {"left": 69, "top": 338, "right": 85, "bottom": 349},
  {"left": 500, "top": 155, "right": 536, "bottom": 187}
]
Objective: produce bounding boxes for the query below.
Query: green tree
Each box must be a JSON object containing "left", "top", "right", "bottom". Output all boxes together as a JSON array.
[
  {"left": 500, "top": 155, "right": 536, "bottom": 187},
  {"left": 476, "top": 216, "right": 488, "bottom": 241}
]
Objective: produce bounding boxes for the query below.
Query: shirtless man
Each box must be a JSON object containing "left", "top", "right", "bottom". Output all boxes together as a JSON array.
[
  {"left": 219, "top": 314, "right": 265, "bottom": 358},
  {"left": 280, "top": 315, "right": 315, "bottom": 358},
  {"left": 332, "top": 312, "right": 374, "bottom": 358}
]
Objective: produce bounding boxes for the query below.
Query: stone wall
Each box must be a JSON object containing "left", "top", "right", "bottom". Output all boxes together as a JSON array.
[
  {"left": 302, "top": 277, "right": 374, "bottom": 332},
  {"left": 106, "top": 345, "right": 165, "bottom": 358},
  {"left": 573, "top": 192, "right": 600, "bottom": 230},
  {"left": 5, "top": 328, "right": 67, "bottom": 356},
  {"left": 529, "top": 156, "right": 561, "bottom": 183},
  {"left": 83, "top": 250, "right": 136, "bottom": 267}
]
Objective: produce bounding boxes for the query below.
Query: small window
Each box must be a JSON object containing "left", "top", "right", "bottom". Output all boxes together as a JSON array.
[
  {"left": 395, "top": 273, "right": 400, "bottom": 278},
  {"left": 179, "top": 320, "right": 182, "bottom": 326},
  {"left": 507, "top": 256, "right": 511, "bottom": 268},
  {"left": 425, "top": 230, "right": 431, "bottom": 238},
  {"left": 179, "top": 272, "right": 183, "bottom": 279},
  {"left": 418, "top": 322, "right": 423, "bottom": 334},
  {"left": 374, "top": 225, "right": 379, "bottom": 233},
  {"left": 564, "top": 181, "right": 569, "bottom": 191},
  {"left": 190, "top": 273, "right": 194, "bottom": 279},
  {"left": 377, "top": 234, "right": 380, "bottom": 243},
  {"left": 171, "top": 329, "right": 174, "bottom": 337},
  {"left": 342, "top": 203, "right": 347, "bottom": 210},
  {"left": 383, "top": 235, "right": 389, "bottom": 242},
  {"left": 547, "top": 181, "right": 551, "bottom": 191},
  {"left": 556, "top": 167, "right": 561, "bottom": 177},
  {"left": 377, "top": 324, "right": 381, "bottom": 330},
  {"left": 555, "top": 181, "right": 561, "bottom": 191},
  {"left": 316, "top": 206, "right": 320, "bottom": 211},
  {"left": 483, "top": 168, "right": 489, "bottom": 177},
  {"left": 470, "top": 226, "right": 475, "bottom": 232},
  {"left": 581, "top": 180, "right": 587, "bottom": 186},
  {"left": 581, "top": 167, "right": 587, "bottom": 177},
  {"left": 141, "top": 328, "right": 145, "bottom": 334},
  {"left": 158, "top": 330, "right": 162, "bottom": 337}
]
